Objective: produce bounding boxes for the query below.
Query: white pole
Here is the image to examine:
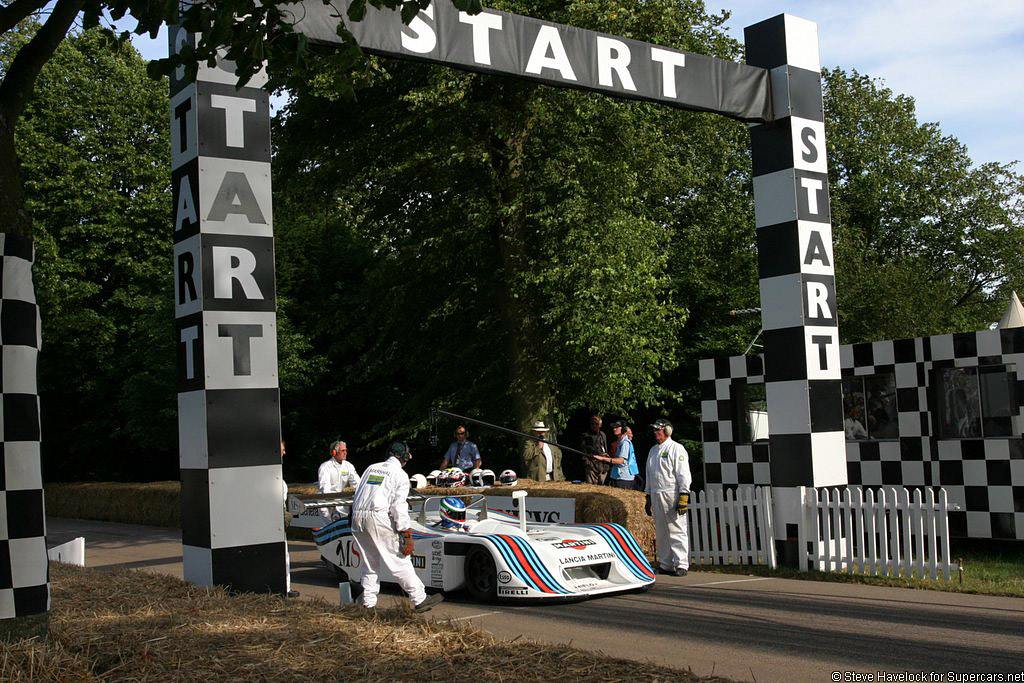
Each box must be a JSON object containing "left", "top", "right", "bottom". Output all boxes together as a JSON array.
[{"left": 512, "top": 490, "right": 528, "bottom": 533}]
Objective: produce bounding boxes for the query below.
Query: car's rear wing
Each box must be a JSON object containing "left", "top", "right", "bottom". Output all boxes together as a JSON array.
[{"left": 286, "top": 491, "right": 437, "bottom": 518}]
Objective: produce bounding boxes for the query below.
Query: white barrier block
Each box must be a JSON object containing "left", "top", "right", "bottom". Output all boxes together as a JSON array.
[
  {"left": 339, "top": 582, "right": 353, "bottom": 605},
  {"left": 47, "top": 537, "right": 85, "bottom": 566}
]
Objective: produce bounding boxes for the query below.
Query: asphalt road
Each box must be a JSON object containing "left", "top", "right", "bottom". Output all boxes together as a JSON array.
[{"left": 48, "top": 518, "right": 1024, "bottom": 682}]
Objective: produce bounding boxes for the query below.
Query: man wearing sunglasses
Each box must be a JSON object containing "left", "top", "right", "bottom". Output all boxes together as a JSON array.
[{"left": 439, "top": 425, "right": 482, "bottom": 472}]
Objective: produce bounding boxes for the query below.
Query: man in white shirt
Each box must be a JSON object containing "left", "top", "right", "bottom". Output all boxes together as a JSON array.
[
  {"left": 318, "top": 440, "right": 361, "bottom": 522},
  {"left": 644, "top": 418, "right": 692, "bottom": 577},
  {"left": 350, "top": 442, "right": 444, "bottom": 612}
]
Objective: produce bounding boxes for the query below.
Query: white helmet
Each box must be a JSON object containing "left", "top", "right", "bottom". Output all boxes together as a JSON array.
[
  {"left": 469, "top": 468, "right": 484, "bottom": 487},
  {"left": 435, "top": 470, "right": 450, "bottom": 487},
  {"left": 499, "top": 469, "right": 518, "bottom": 486},
  {"left": 448, "top": 470, "right": 466, "bottom": 487},
  {"left": 410, "top": 473, "right": 427, "bottom": 489},
  {"left": 427, "top": 469, "right": 441, "bottom": 486},
  {"left": 481, "top": 469, "right": 496, "bottom": 487}
]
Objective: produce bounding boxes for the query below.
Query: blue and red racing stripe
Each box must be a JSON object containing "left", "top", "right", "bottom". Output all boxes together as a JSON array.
[
  {"left": 572, "top": 523, "right": 655, "bottom": 580},
  {"left": 312, "top": 518, "right": 351, "bottom": 545},
  {"left": 485, "top": 508, "right": 520, "bottom": 522},
  {"left": 478, "top": 534, "right": 571, "bottom": 595}
]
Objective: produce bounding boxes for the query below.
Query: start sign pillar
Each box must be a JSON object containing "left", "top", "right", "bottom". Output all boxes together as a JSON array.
[
  {"left": 169, "top": 26, "right": 287, "bottom": 592},
  {"left": 744, "top": 15, "right": 847, "bottom": 566}
]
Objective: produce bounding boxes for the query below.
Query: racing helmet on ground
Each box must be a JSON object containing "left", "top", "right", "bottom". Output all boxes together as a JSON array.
[
  {"left": 410, "top": 473, "right": 427, "bottom": 489},
  {"left": 469, "top": 468, "right": 484, "bottom": 487},
  {"left": 481, "top": 469, "right": 496, "bottom": 486},
  {"left": 439, "top": 497, "right": 467, "bottom": 529},
  {"left": 426, "top": 470, "right": 441, "bottom": 487},
  {"left": 499, "top": 469, "right": 518, "bottom": 486}
]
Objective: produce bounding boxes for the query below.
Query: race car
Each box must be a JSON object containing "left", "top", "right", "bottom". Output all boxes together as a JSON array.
[{"left": 290, "top": 490, "right": 655, "bottom": 602}]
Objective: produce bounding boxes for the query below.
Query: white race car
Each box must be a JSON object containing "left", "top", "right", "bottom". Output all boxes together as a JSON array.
[{"left": 292, "top": 490, "right": 655, "bottom": 601}]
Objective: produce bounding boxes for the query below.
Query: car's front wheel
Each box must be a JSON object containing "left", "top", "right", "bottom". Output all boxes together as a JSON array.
[{"left": 464, "top": 546, "right": 498, "bottom": 602}]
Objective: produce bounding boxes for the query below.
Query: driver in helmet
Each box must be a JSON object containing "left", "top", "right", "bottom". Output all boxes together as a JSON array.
[{"left": 435, "top": 496, "right": 471, "bottom": 532}]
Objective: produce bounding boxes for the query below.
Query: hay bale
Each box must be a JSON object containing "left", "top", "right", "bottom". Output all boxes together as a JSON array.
[
  {"left": 0, "top": 563, "right": 720, "bottom": 682},
  {"left": 46, "top": 482, "right": 182, "bottom": 527}
]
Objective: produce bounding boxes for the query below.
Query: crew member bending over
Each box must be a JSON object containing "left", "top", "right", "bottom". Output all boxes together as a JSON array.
[{"left": 350, "top": 442, "right": 444, "bottom": 612}]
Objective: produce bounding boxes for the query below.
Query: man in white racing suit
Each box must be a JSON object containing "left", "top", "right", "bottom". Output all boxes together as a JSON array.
[
  {"left": 350, "top": 442, "right": 444, "bottom": 612},
  {"left": 318, "top": 440, "right": 361, "bottom": 522},
  {"left": 644, "top": 418, "right": 691, "bottom": 576}
]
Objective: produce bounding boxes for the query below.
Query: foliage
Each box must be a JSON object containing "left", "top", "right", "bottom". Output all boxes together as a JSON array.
[
  {"left": 9, "top": 27, "right": 176, "bottom": 480},
  {"left": 824, "top": 68, "right": 1024, "bottom": 342},
  {"left": 270, "top": 0, "right": 759, "bottom": 472}
]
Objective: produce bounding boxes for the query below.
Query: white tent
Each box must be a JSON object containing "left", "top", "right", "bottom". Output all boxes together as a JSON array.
[{"left": 998, "top": 291, "right": 1024, "bottom": 329}]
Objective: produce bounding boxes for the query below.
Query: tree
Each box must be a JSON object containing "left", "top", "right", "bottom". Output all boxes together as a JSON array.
[
  {"left": 6, "top": 26, "right": 175, "bottom": 480},
  {"left": 270, "top": 0, "right": 751, "bottom": 475},
  {"left": 0, "top": 0, "right": 433, "bottom": 638},
  {"left": 823, "top": 68, "right": 1024, "bottom": 341}
]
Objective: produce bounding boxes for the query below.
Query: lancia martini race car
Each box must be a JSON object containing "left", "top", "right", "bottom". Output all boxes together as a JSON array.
[{"left": 289, "top": 490, "right": 655, "bottom": 601}]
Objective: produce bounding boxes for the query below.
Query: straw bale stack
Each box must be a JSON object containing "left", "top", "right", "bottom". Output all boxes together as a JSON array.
[
  {"left": 0, "top": 563, "right": 720, "bottom": 682},
  {"left": 46, "top": 481, "right": 182, "bottom": 527}
]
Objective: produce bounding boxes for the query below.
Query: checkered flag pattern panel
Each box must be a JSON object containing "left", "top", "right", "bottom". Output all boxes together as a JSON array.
[
  {"left": 744, "top": 15, "right": 847, "bottom": 491},
  {"left": 0, "top": 234, "right": 50, "bottom": 619},
  {"left": 170, "top": 28, "right": 287, "bottom": 593},
  {"left": 700, "top": 327, "right": 1024, "bottom": 539}
]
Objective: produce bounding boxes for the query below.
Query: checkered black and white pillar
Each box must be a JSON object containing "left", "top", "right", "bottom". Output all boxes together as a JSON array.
[
  {"left": 169, "top": 26, "right": 287, "bottom": 593},
  {"left": 0, "top": 235, "right": 49, "bottom": 622},
  {"left": 745, "top": 15, "right": 846, "bottom": 564}
]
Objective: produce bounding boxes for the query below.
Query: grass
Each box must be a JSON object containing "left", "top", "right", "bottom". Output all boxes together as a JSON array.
[
  {"left": 0, "top": 563, "right": 728, "bottom": 682},
  {"left": 693, "top": 538, "right": 1024, "bottom": 598}
]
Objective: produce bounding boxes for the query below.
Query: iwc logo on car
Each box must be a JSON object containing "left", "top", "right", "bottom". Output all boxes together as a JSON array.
[
  {"left": 497, "top": 570, "right": 512, "bottom": 584},
  {"left": 552, "top": 539, "right": 597, "bottom": 550}
]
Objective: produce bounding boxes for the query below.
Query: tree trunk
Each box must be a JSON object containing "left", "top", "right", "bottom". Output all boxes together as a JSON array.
[
  {"left": 0, "top": 117, "right": 32, "bottom": 238},
  {"left": 485, "top": 86, "right": 564, "bottom": 481}
]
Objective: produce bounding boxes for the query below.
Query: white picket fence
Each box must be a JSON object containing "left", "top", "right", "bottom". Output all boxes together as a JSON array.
[
  {"left": 799, "top": 486, "right": 958, "bottom": 580},
  {"left": 688, "top": 486, "right": 777, "bottom": 568}
]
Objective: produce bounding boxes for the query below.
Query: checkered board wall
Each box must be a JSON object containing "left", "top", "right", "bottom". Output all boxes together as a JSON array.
[
  {"left": 0, "top": 234, "right": 49, "bottom": 619},
  {"left": 699, "top": 327, "right": 1024, "bottom": 539}
]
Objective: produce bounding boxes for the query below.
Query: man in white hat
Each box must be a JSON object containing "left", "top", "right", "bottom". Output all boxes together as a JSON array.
[{"left": 522, "top": 420, "right": 563, "bottom": 481}]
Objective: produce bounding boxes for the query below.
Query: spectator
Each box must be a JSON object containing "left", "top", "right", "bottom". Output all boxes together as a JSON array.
[
  {"left": 281, "top": 440, "right": 298, "bottom": 598},
  {"left": 594, "top": 420, "right": 640, "bottom": 490},
  {"left": 523, "top": 420, "right": 560, "bottom": 481},
  {"left": 844, "top": 407, "right": 868, "bottom": 440},
  {"left": 439, "top": 426, "right": 482, "bottom": 472},
  {"left": 581, "top": 414, "right": 609, "bottom": 485}
]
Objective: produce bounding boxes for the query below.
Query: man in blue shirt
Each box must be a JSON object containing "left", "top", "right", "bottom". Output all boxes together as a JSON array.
[{"left": 439, "top": 425, "right": 482, "bottom": 472}]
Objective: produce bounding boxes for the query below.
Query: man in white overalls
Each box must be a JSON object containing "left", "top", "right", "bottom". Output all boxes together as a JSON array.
[
  {"left": 350, "top": 441, "right": 444, "bottom": 612},
  {"left": 644, "top": 419, "right": 692, "bottom": 576}
]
